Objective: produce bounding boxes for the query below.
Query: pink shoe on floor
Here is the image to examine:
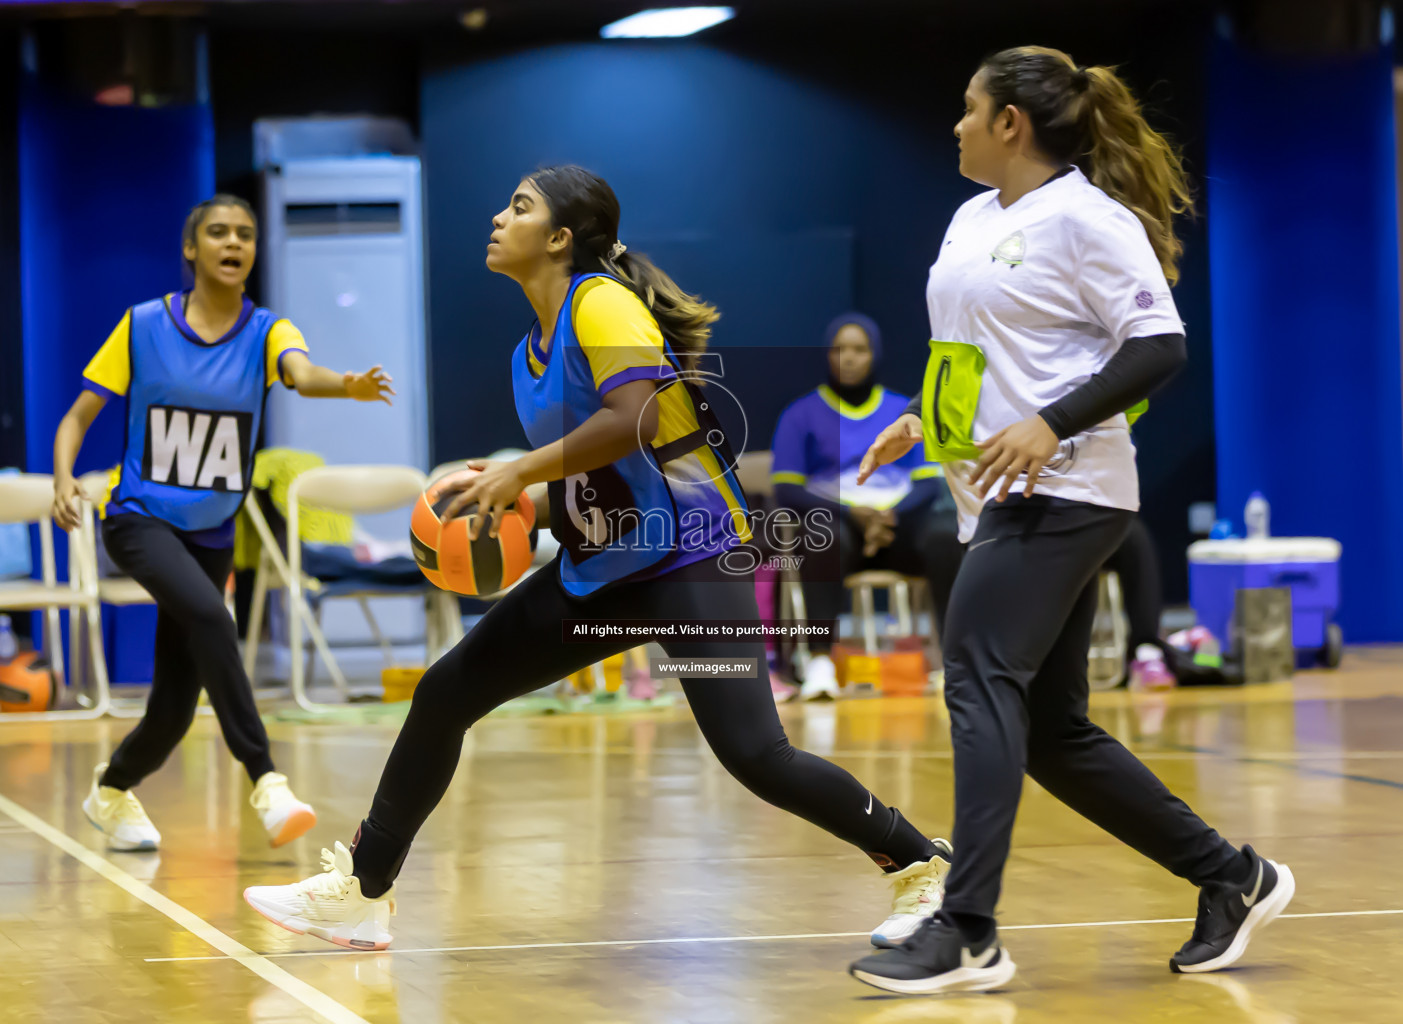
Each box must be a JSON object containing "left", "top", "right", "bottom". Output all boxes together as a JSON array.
[
  {"left": 625, "top": 667, "right": 658, "bottom": 701},
  {"left": 770, "top": 674, "right": 798, "bottom": 703},
  {"left": 1130, "top": 645, "right": 1177, "bottom": 691}
]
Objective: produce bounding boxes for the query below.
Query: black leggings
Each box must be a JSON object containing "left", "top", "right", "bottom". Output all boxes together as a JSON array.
[
  {"left": 100, "top": 514, "right": 275, "bottom": 791},
  {"left": 797, "top": 503, "right": 963, "bottom": 653},
  {"left": 350, "top": 553, "right": 938, "bottom": 896},
  {"left": 939, "top": 497, "right": 1241, "bottom": 924}
]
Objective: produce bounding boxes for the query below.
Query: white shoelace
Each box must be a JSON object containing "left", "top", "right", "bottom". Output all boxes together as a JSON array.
[
  {"left": 300, "top": 848, "right": 353, "bottom": 899},
  {"left": 890, "top": 872, "right": 940, "bottom": 916},
  {"left": 251, "top": 775, "right": 293, "bottom": 814},
  {"left": 108, "top": 789, "right": 152, "bottom": 827}
]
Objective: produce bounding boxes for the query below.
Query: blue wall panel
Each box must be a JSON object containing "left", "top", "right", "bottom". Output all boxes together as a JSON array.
[
  {"left": 1208, "top": 38, "right": 1403, "bottom": 641},
  {"left": 19, "top": 83, "right": 213, "bottom": 676}
]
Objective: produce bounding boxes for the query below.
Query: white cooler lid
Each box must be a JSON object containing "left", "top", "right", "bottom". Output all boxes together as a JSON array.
[{"left": 1188, "top": 537, "right": 1342, "bottom": 564}]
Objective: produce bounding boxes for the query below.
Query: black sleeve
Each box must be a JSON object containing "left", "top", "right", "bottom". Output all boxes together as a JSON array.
[
  {"left": 1038, "top": 332, "right": 1187, "bottom": 441},
  {"left": 903, "top": 394, "right": 921, "bottom": 420}
]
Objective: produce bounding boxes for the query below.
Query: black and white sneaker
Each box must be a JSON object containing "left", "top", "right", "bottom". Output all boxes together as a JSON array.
[
  {"left": 1170, "top": 845, "right": 1295, "bottom": 974},
  {"left": 850, "top": 914, "right": 1017, "bottom": 995}
]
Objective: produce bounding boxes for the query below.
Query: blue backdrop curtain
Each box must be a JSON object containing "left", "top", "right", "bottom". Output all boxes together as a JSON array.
[
  {"left": 19, "top": 81, "right": 213, "bottom": 679},
  {"left": 1207, "top": 34, "right": 1403, "bottom": 643}
]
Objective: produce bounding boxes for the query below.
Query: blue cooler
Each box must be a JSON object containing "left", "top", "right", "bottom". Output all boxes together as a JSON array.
[{"left": 1187, "top": 538, "right": 1343, "bottom": 668}]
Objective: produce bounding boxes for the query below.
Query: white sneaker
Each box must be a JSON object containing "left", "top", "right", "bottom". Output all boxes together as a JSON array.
[
  {"left": 799, "top": 653, "right": 841, "bottom": 701},
  {"left": 870, "top": 838, "right": 953, "bottom": 947},
  {"left": 244, "top": 841, "right": 396, "bottom": 950},
  {"left": 82, "top": 763, "right": 160, "bottom": 852},
  {"left": 250, "top": 772, "right": 317, "bottom": 848}
]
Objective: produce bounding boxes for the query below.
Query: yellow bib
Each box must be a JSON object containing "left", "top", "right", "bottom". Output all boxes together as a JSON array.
[{"left": 921, "top": 340, "right": 986, "bottom": 462}]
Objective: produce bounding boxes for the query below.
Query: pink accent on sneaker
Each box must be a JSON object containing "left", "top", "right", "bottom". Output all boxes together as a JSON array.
[
  {"left": 1131, "top": 658, "right": 1177, "bottom": 691},
  {"left": 243, "top": 897, "right": 391, "bottom": 951},
  {"left": 625, "top": 668, "right": 658, "bottom": 701}
]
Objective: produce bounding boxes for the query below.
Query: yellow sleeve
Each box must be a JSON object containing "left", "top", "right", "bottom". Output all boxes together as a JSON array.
[
  {"left": 81, "top": 311, "right": 133, "bottom": 398},
  {"left": 266, "top": 319, "right": 310, "bottom": 388},
  {"left": 571, "top": 278, "right": 674, "bottom": 394}
]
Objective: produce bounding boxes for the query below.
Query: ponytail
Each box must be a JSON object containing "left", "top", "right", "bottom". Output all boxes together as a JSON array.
[
  {"left": 979, "top": 47, "right": 1193, "bottom": 284},
  {"left": 1081, "top": 66, "right": 1193, "bottom": 284},
  {"left": 527, "top": 165, "right": 719, "bottom": 366},
  {"left": 606, "top": 249, "right": 719, "bottom": 364}
]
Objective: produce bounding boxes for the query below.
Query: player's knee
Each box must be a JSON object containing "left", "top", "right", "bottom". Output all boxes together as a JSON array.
[
  {"left": 1025, "top": 717, "right": 1095, "bottom": 777},
  {"left": 712, "top": 733, "right": 797, "bottom": 792},
  {"left": 183, "top": 594, "right": 238, "bottom": 635}
]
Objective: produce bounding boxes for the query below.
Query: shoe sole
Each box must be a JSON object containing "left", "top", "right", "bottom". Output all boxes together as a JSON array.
[
  {"left": 1171, "top": 861, "right": 1296, "bottom": 974},
  {"left": 870, "top": 839, "right": 954, "bottom": 948},
  {"left": 243, "top": 891, "right": 392, "bottom": 951},
  {"left": 850, "top": 954, "right": 1018, "bottom": 995},
  {"left": 269, "top": 806, "right": 317, "bottom": 849},
  {"left": 83, "top": 800, "right": 159, "bottom": 852}
]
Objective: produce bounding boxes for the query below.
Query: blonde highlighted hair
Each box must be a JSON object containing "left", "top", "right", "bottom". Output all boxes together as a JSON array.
[
  {"left": 979, "top": 46, "right": 1193, "bottom": 284},
  {"left": 528, "top": 165, "right": 719, "bottom": 362}
]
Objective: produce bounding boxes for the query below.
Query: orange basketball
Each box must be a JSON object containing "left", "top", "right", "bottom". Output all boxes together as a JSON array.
[
  {"left": 410, "top": 468, "right": 536, "bottom": 596},
  {"left": 0, "top": 651, "right": 56, "bottom": 713}
]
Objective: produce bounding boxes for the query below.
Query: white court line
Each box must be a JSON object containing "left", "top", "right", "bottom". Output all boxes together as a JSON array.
[
  {"left": 144, "top": 908, "right": 1403, "bottom": 963},
  {"left": 287, "top": 735, "right": 1403, "bottom": 762},
  {"left": 0, "top": 790, "right": 369, "bottom": 1024}
]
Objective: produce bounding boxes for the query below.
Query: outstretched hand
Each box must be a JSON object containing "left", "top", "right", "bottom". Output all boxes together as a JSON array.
[
  {"left": 856, "top": 413, "right": 922, "bottom": 485},
  {"left": 437, "top": 460, "right": 529, "bottom": 540},
  {"left": 969, "top": 414, "right": 1060, "bottom": 502},
  {"left": 344, "top": 365, "right": 396, "bottom": 404}
]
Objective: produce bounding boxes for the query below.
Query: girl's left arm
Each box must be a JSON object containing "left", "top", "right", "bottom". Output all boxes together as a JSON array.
[{"left": 281, "top": 351, "right": 395, "bottom": 403}]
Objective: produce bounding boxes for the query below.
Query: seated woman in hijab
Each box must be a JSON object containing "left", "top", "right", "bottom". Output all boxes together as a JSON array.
[{"left": 769, "top": 313, "right": 962, "bottom": 700}]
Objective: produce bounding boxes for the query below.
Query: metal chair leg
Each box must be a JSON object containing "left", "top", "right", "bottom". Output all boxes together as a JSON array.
[
  {"left": 357, "top": 596, "right": 394, "bottom": 666},
  {"left": 243, "top": 553, "right": 270, "bottom": 682},
  {"left": 858, "top": 585, "right": 879, "bottom": 656},
  {"left": 893, "top": 580, "right": 913, "bottom": 637}
]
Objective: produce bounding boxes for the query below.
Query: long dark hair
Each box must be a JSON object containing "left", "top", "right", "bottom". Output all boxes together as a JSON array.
[
  {"left": 979, "top": 46, "right": 1192, "bottom": 284},
  {"left": 527, "top": 165, "right": 718, "bottom": 361},
  {"left": 182, "top": 193, "right": 257, "bottom": 273}
]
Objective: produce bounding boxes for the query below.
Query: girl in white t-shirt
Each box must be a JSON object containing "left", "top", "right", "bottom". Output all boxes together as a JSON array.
[{"left": 850, "top": 46, "right": 1293, "bottom": 995}]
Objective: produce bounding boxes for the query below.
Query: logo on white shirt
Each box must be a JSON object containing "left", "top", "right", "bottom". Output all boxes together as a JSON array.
[{"left": 990, "top": 230, "right": 1026, "bottom": 266}]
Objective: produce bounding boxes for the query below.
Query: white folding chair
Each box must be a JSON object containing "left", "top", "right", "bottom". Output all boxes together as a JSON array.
[
  {"left": 68, "top": 470, "right": 165, "bottom": 718},
  {"left": 740, "top": 450, "right": 816, "bottom": 677},
  {"left": 0, "top": 473, "right": 110, "bottom": 720},
  {"left": 242, "top": 464, "right": 460, "bottom": 712},
  {"left": 1088, "top": 570, "right": 1129, "bottom": 691}
]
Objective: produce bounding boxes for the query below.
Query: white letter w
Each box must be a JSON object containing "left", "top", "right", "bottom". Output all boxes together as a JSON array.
[{"left": 149, "top": 409, "right": 211, "bottom": 487}]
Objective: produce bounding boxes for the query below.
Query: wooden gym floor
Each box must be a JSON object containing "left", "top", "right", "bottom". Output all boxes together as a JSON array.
[{"left": 2, "top": 647, "right": 1402, "bottom": 1024}]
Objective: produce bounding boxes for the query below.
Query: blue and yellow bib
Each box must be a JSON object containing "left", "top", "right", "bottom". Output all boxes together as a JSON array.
[
  {"left": 512, "top": 273, "right": 750, "bottom": 597},
  {"left": 107, "top": 295, "right": 276, "bottom": 532}
]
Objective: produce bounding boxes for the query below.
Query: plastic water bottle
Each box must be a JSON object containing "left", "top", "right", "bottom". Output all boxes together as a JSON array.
[
  {"left": 1244, "top": 492, "right": 1271, "bottom": 540},
  {"left": 0, "top": 615, "right": 16, "bottom": 664}
]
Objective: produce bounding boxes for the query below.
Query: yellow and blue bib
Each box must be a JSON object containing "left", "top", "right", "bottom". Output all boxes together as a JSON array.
[
  {"left": 104, "top": 295, "right": 277, "bottom": 533},
  {"left": 513, "top": 273, "right": 750, "bottom": 597}
]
